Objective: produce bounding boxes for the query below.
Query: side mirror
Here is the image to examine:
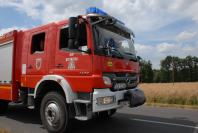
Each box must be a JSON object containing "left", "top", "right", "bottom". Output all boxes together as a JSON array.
[
  {"left": 78, "top": 46, "right": 91, "bottom": 54},
  {"left": 137, "top": 56, "right": 142, "bottom": 62},
  {"left": 68, "top": 17, "right": 78, "bottom": 49}
]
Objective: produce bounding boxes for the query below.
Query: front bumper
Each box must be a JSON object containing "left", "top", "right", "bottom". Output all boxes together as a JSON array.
[{"left": 92, "top": 87, "right": 146, "bottom": 112}]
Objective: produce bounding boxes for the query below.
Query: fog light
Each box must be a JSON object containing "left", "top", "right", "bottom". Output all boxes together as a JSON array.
[{"left": 97, "top": 96, "right": 115, "bottom": 105}]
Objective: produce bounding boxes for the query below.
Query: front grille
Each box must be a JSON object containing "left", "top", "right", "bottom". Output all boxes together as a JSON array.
[
  {"left": 115, "top": 73, "right": 137, "bottom": 77},
  {"left": 103, "top": 72, "right": 138, "bottom": 91}
]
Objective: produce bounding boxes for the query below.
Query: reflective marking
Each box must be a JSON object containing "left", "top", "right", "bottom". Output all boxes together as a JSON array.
[
  {"left": 130, "top": 118, "right": 198, "bottom": 129},
  {"left": 22, "top": 64, "right": 26, "bottom": 74},
  {"left": 0, "top": 85, "right": 12, "bottom": 89}
]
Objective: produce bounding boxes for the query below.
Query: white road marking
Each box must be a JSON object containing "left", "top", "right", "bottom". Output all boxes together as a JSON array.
[
  {"left": 130, "top": 118, "right": 198, "bottom": 129},
  {"left": 193, "top": 125, "right": 198, "bottom": 133}
]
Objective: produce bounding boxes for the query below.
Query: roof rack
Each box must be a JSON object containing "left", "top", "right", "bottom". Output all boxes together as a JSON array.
[{"left": 0, "top": 30, "right": 15, "bottom": 44}]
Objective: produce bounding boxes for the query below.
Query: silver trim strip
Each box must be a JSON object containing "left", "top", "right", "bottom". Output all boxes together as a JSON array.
[{"left": 34, "top": 75, "right": 77, "bottom": 103}]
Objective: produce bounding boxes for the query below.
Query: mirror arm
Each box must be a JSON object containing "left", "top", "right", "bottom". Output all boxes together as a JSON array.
[
  {"left": 78, "top": 48, "right": 92, "bottom": 54},
  {"left": 68, "top": 17, "right": 78, "bottom": 49}
]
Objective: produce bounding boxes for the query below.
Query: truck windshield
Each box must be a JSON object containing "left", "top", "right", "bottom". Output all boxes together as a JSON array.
[{"left": 93, "top": 24, "right": 136, "bottom": 60}]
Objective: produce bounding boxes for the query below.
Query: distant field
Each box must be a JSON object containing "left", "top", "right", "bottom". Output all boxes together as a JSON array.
[{"left": 139, "top": 82, "right": 198, "bottom": 106}]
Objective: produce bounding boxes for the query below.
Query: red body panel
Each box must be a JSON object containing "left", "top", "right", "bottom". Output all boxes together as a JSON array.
[
  {"left": 0, "top": 84, "right": 12, "bottom": 101},
  {"left": 0, "top": 31, "right": 21, "bottom": 101},
  {"left": 0, "top": 18, "right": 140, "bottom": 101}
]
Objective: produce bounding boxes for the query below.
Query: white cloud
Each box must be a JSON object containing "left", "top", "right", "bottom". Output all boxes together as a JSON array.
[
  {"left": 0, "top": 27, "right": 14, "bottom": 35},
  {"left": 184, "top": 1, "right": 198, "bottom": 23},
  {"left": 157, "top": 43, "right": 180, "bottom": 53},
  {"left": 1, "top": 0, "right": 198, "bottom": 69},
  {"left": 176, "top": 31, "right": 196, "bottom": 41},
  {"left": 0, "top": 27, "right": 26, "bottom": 35},
  {"left": 0, "top": 0, "right": 42, "bottom": 19},
  {"left": 1, "top": 0, "right": 198, "bottom": 32},
  {"left": 135, "top": 43, "right": 153, "bottom": 52},
  {"left": 135, "top": 43, "right": 198, "bottom": 69}
]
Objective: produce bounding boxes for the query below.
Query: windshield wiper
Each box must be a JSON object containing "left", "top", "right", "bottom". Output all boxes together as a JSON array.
[
  {"left": 124, "top": 52, "right": 135, "bottom": 56},
  {"left": 91, "top": 17, "right": 117, "bottom": 26},
  {"left": 91, "top": 17, "right": 109, "bottom": 26},
  {"left": 99, "top": 47, "right": 124, "bottom": 59},
  {"left": 124, "top": 52, "right": 138, "bottom": 61},
  {"left": 111, "top": 48, "right": 124, "bottom": 59}
]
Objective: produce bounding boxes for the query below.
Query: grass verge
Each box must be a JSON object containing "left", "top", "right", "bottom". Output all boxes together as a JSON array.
[
  {"left": 139, "top": 82, "right": 198, "bottom": 108},
  {"left": 145, "top": 102, "right": 198, "bottom": 109},
  {"left": 0, "top": 129, "right": 10, "bottom": 133}
]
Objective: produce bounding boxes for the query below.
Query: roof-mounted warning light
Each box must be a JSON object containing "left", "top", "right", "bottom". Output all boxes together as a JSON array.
[
  {"left": 86, "top": 7, "right": 108, "bottom": 16},
  {"left": 86, "top": 7, "right": 125, "bottom": 25}
]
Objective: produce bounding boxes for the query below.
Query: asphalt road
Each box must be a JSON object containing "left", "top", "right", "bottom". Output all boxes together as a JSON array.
[{"left": 0, "top": 104, "right": 197, "bottom": 133}]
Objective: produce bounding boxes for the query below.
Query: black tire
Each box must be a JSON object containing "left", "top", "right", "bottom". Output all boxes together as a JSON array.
[
  {"left": 96, "top": 109, "right": 117, "bottom": 119},
  {"left": 40, "top": 92, "right": 69, "bottom": 133},
  {"left": 0, "top": 100, "right": 9, "bottom": 114}
]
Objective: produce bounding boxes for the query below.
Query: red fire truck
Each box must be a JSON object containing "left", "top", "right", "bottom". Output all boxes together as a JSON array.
[{"left": 0, "top": 7, "right": 145, "bottom": 133}]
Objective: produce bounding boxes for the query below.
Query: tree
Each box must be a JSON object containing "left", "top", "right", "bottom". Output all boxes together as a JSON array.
[
  {"left": 159, "top": 55, "right": 198, "bottom": 82},
  {"left": 139, "top": 55, "right": 198, "bottom": 83},
  {"left": 140, "top": 60, "right": 153, "bottom": 83},
  {"left": 153, "top": 69, "right": 161, "bottom": 83}
]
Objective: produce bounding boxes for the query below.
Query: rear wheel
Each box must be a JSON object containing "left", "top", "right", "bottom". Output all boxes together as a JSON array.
[
  {"left": 0, "top": 100, "right": 9, "bottom": 114},
  {"left": 40, "top": 92, "right": 69, "bottom": 133},
  {"left": 96, "top": 109, "right": 117, "bottom": 119}
]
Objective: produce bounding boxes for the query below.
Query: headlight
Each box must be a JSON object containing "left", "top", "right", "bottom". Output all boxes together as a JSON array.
[
  {"left": 97, "top": 96, "right": 115, "bottom": 105},
  {"left": 103, "top": 76, "right": 112, "bottom": 86}
]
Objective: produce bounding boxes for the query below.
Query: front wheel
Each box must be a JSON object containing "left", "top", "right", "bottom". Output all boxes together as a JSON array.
[
  {"left": 0, "top": 100, "right": 9, "bottom": 114},
  {"left": 40, "top": 92, "right": 69, "bottom": 133}
]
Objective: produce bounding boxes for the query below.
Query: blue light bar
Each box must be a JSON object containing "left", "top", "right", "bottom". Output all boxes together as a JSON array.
[
  {"left": 86, "top": 7, "right": 108, "bottom": 16},
  {"left": 86, "top": 7, "right": 125, "bottom": 25}
]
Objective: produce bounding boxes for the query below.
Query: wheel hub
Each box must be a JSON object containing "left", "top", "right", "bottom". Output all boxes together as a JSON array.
[{"left": 45, "top": 102, "right": 60, "bottom": 126}]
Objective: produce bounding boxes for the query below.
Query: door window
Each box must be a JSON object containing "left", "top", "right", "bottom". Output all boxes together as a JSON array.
[
  {"left": 59, "top": 23, "right": 87, "bottom": 52},
  {"left": 59, "top": 27, "right": 69, "bottom": 50},
  {"left": 31, "top": 32, "right": 46, "bottom": 54}
]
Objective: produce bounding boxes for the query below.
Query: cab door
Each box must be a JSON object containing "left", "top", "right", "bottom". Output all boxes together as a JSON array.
[
  {"left": 26, "top": 30, "right": 48, "bottom": 75},
  {"left": 53, "top": 23, "right": 93, "bottom": 77}
]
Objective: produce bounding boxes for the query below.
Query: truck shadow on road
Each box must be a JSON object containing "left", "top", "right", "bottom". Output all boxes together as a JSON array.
[
  {"left": 2, "top": 105, "right": 197, "bottom": 133},
  {"left": 4, "top": 105, "right": 42, "bottom": 125}
]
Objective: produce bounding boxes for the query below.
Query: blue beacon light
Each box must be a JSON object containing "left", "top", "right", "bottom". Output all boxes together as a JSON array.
[
  {"left": 86, "top": 7, "right": 108, "bottom": 16},
  {"left": 86, "top": 7, "right": 125, "bottom": 25}
]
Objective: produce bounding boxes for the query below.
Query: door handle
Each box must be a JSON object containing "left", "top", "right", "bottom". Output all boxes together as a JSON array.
[{"left": 56, "top": 64, "right": 64, "bottom": 68}]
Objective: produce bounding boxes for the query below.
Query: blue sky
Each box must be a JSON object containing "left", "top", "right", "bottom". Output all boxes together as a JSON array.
[
  {"left": 0, "top": 0, "right": 198, "bottom": 68},
  {"left": 0, "top": 7, "right": 40, "bottom": 28}
]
